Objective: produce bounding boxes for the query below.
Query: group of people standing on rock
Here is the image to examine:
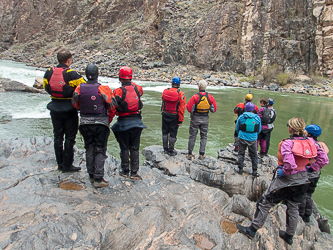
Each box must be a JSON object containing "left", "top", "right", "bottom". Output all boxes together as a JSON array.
[
  {"left": 43, "top": 50, "right": 217, "bottom": 188},
  {"left": 233, "top": 93, "right": 277, "bottom": 177},
  {"left": 43, "top": 50, "right": 330, "bottom": 246},
  {"left": 161, "top": 77, "right": 217, "bottom": 160},
  {"left": 43, "top": 50, "right": 145, "bottom": 188}
]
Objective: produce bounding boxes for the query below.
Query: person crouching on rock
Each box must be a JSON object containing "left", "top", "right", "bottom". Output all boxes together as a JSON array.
[
  {"left": 110, "top": 66, "right": 146, "bottom": 180},
  {"left": 72, "top": 64, "right": 116, "bottom": 188},
  {"left": 186, "top": 80, "right": 217, "bottom": 160},
  {"left": 298, "top": 124, "right": 330, "bottom": 222},
  {"left": 161, "top": 76, "right": 186, "bottom": 156},
  {"left": 237, "top": 117, "right": 329, "bottom": 245},
  {"left": 235, "top": 102, "right": 261, "bottom": 177}
]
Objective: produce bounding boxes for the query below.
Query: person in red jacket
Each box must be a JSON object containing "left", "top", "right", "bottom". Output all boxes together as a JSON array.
[
  {"left": 186, "top": 80, "right": 217, "bottom": 160},
  {"left": 72, "top": 64, "right": 116, "bottom": 188},
  {"left": 43, "top": 49, "right": 86, "bottom": 173},
  {"left": 161, "top": 76, "right": 186, "bottom": 156},
  {"left": 233, "top": 93, "right": 258, "bottom": 152},
  {"left": 109, "top": 66, "right": 146, "bottom": 180}
]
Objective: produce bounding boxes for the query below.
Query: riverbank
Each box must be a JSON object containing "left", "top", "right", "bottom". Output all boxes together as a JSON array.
[{"left": 1, "top": 52, "right": 333, "bottom": 97}]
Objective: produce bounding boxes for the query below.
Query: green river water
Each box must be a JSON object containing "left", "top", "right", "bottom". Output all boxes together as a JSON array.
[{"left": 0, "top": 60, "right": 332, "bottom": 231}]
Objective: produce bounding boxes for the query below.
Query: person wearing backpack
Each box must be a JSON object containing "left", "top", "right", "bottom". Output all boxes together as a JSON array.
[
  {"left": 186, "top": 80, "right": 217, "bottom": 160},
  {"left": 237, "top": 117, "right": 328, "bottom": 245},
  {"left": 161, "top": 76, "right": 186, "bottom": 156},
  {"left": 72, "top": 64, "right": 116, "bottom": 188},
  {"left": 43, "top": 49, "right": 86, "bottom": 173},
  {"left": 298, "top": 124, "right": 330, "bottom": 222},
  {"left": 266, "top": 98, "right": 276, "bottom": 154},
  {"left": 257, "top": 98, "right": 271, "bottom": 157},
  {"left": 233, "top": 92, "right": 259, "bottom": 152},
  {"left": 235, "top": 102, "right": 261, "bottom": 177},
  {"left": 110, "top": 66, "right": 146, "bottom": 180}
]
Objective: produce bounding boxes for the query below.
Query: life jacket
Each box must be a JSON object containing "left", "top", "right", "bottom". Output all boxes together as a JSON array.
[
  {"left": 317, "top": 141, "right": 329, "bottom": 155},
  {"left": 162, "top": 88, "right": 180, "bottom": 113},
  {"left": 195, "top": 92, "right": 211, "bottom": 114},
  {"left": 49, "top": 67, "right": 70, "bottom": 98},
  {"left": 277, "top": 137, "right": 317, "bottom": 170},
  {"left": 261, "top": 106, "right": 271, "bottom": 125},
  {"left": 117, "top": 84, "right": 143, "bottom": 116},
  {"left": 239, "top": 117, "right": 259, "bottom": 133},
  {"left": 79, "top": 83, "right": 106, "bottom": 116}
]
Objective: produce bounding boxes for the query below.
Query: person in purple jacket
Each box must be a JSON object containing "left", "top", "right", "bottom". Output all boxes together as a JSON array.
[{"left": 236, "top": 117, "right": 329, "bottom": 245}]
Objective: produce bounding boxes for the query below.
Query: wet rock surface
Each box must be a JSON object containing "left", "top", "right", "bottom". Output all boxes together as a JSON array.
[{"left": 0, "top": 137, "right": 332, "bottom": 249}]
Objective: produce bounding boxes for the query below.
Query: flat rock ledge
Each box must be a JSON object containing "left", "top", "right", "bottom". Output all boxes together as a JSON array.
[{"left": 0, "top": 137, "right": 332, "bottom": 249}]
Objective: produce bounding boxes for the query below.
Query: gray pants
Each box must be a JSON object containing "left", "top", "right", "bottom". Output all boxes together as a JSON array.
[
  {"left": 251, "top": 172, "right": 309, "bottom": 236},
  {"left": 238, "top": 138, "right": 258, "bottom": 172},
  {"left": 187, "top": 114, "right": 209, "bottom": 155}
]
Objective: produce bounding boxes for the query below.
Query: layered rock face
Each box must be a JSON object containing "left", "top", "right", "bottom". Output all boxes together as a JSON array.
[
  {"left": 0, "top": 0, "right": 332, "bottom": 77},
  {"left": 0, "top": 137, "right": 332, "bottom": 249}
]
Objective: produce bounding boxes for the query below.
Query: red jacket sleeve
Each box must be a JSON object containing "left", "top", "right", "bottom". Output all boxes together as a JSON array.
[
  {"left": 178, "top": 91, "right": 186, "bottom": 122},
  {"left": 186, "top": 94, "right": 198, "bottom": 113},
  {"left": 208, "top": 94, "right": 217, "bottom": 112}
]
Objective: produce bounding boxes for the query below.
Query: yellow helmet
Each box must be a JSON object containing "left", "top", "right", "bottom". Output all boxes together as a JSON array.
[{"left": 245, "top": 93, "right": 253, "bottom": 101}]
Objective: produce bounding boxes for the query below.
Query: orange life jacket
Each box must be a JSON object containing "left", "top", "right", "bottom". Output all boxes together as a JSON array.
[
  {"left": 317, "top": 141, "right": 329, "bottom": 155},
  {"left": 277, "top": 137, "right": 317, "bottom": 170}
]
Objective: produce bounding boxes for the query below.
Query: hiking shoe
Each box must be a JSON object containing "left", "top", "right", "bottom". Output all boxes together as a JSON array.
[
  {"left": 237, "top": 168, "right": 243, "bottom": 175},
  {"left": 62, "top": 165, "right": 81, "bottom": 173},
  {"left": 186, "top": 154, "right": 195, "bottom": 160},
  {"left": 119, "top": 170, "right": 130, "bottom": 178},
  {"left": 57, "top": 164, "right": 63, "bottom": 171},
  {"left": 130, "top": 173, "right": 142, "bottom": 180},
  {"left": 94, "top": 178, "right": 109, "bottom": 188},
  {"left": 279, "top": 230, "right": 293, "bottom": 245},
  {"left": 198, "top": 155, "right": 206, "bottom": 160},
  {"left": 168, "top": 150, "right": 177, "bottom": 156},
  {"left": 236, "top": 224, "right": 256, "bottom": 239},
  {"left": 89, "top": 175, "right": 94, "bottom": 184},
  {"left": 252, "top": 171, "right": 260, "bottom": 178},
  {"left": 301, "top": 216, "right": 310, "bottom": 223}
]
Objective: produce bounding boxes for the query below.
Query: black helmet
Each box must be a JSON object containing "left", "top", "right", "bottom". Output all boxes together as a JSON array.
[{"left": 85, "top": 64, "right": 98, "bottom": 80}]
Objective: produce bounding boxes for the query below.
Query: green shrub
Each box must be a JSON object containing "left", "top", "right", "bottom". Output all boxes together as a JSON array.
[{"left": 275, "top": 73, "right": 294, "bottom": 86}]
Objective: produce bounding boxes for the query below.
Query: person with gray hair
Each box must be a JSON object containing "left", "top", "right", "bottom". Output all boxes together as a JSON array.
[{"left": 186, "top": 80, "right": 217, "bottom": 160}]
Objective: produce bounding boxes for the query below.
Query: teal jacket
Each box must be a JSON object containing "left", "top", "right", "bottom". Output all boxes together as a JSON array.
[{"left": 236, "top": 112, "right": 261, "bottom": 141}]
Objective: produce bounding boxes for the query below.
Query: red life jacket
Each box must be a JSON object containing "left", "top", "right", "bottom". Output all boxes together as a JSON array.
[
  {"left": 162, "top": 88, "right": 180, "bottom": 113},
  {"left": 117, "top": 84, "right": 143, "bottom": 116},
  {"left": 49, "top": 67, "right": 68, "bottom": 98},
  {"left": 277, "top": 137, "right": 317, "bottom": 170}
]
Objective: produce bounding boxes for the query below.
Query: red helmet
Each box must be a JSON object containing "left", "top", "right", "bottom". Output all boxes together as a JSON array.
[{"left": 119, "top": 66, "right": 133, "bottom": 79}]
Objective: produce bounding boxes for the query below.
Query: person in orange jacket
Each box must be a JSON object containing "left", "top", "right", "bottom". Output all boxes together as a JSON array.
[
  {"left": 233, "top": 92, "right": 258, "bottom": 152},
  {"left": 109, "top": 66, "right": 146, "bottom": 180},
  {"left": 72, "top": 64, "right": 116, "bottom": 188},
  {"left": 186, "top": 80, "right": 217, "bottom": 160},
  {"left": 161, "top": 76, "right": 186, "bottom": 156}
]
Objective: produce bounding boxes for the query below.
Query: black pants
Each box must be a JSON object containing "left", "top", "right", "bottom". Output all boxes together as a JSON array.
[
  {"left": 79, "top": 124, "right": 110, "bottom": 180},
  {"left": 50, "top": 110, "right": 78, "bottom": 167},
  {"left": 113, "top": 127, "right": 143, "bottom": 173},
  {"left": 162, "top": 112, "right": 179, "bottom": 138}
]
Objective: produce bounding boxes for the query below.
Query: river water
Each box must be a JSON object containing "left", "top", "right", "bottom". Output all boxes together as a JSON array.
[{"left": 1, "top": 60, "right": 332, "bottom": 231}]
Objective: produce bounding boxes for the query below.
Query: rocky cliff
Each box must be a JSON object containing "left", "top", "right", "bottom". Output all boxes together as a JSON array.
[
  {"left": 0, "top": 0, "right": 332, "bottom": 77},
  {"left": 0, "top": 137, "right": 332, "bottom": 249}
]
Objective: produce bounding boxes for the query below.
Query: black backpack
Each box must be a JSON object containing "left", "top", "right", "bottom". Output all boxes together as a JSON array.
[{"left": 261, "top": 107, "right": 271, "bottom": 125}]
